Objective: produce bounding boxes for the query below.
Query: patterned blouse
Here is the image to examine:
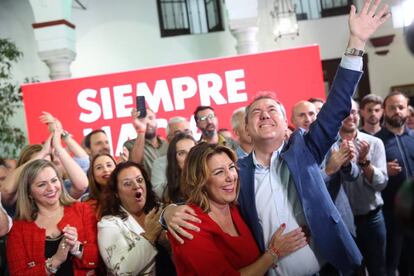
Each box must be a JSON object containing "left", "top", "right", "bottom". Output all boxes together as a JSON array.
[{"left": 98, "top": 208, "right": 157, "bottom": 276}]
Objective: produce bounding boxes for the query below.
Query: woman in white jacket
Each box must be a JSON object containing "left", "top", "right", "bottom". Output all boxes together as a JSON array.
[
  {"left": 0, "top": 192, "right": 12, "bottom": 237},
  {"left": 97, "top": 161, "right": 163, "bottom": 275}
]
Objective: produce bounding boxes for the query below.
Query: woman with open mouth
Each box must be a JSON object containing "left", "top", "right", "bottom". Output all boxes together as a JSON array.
[
  {"left": 97, "top": 161, "right": 166, "bottom": 275},
  {"left": 7, "top": 159, "right": 99, "bottom": 275}
]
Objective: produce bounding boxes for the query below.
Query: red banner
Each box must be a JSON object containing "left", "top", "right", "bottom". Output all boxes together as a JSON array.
[{"left": 22, "top": 46, "right": 325, "bottom": 157}]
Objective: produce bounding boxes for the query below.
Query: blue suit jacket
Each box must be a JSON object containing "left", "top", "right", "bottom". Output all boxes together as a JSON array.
[{"left": 237, "top": 66, "right": 363, "bottom": 275}]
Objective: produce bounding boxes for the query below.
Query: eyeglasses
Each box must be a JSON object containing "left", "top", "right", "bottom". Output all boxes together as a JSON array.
[{"left": 197, "top": 113, "right": 215, "bottom": 122}]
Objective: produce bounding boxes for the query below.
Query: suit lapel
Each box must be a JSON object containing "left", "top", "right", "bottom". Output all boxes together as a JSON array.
[{"left": 238, "top": 154, "right": 265, "bottom": 251}]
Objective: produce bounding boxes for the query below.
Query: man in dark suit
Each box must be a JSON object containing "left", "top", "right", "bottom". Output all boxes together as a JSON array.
[{"left": 163, "top": 1, "right": 390, "bottom": 274}]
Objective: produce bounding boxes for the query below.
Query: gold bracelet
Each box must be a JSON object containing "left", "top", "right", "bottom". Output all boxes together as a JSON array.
[
  {"left": 267, "top": 247, "right": 279, "bottom": 268},
  {"left": 45, "top": 257, "right": 60, "bottom": 274}
]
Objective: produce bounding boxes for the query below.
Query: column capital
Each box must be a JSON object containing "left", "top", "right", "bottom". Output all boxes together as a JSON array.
[
  {"left": 230, "top": 26, "right": 259, "bottom": 55},
  {"left": 38, "top": 48, "right": 76, "bottom": 80}
]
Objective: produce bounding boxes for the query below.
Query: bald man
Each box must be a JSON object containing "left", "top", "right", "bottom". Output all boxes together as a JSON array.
[{"left": 291, "top": 100, "right": 317, "bottom": 131}]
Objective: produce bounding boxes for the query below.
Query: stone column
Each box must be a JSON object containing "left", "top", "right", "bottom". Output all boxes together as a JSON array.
[
  {"left": 226, "top": 0, "right": 259, "bottom": 55},
  {"left": 29, "top": 0, "right": 76, "bottom": 80},
  {"left": 230, "top": 26, "right": 259, "bottom": 54},
  {"left": 38, "top": 48, "right": 76, "bottom": 80},
  {"left": 31, "top": 19, "right": 77, "bottom": 80}
]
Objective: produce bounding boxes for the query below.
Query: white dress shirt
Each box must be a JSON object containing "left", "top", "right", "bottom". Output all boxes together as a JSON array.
[{"left": 253, "top": 148, "right": 323, "bottom": 276}]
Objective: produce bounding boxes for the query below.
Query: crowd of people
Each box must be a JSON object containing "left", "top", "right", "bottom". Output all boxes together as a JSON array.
[{"left": 0, "top": 1, "right": 413, "bottom": 275}]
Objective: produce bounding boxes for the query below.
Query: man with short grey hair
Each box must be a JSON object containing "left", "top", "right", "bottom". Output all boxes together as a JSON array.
[
  {"left": 231, "top": 107, "right": 253, "bottom": 158},
  {"left": 166, "top": 116, "right": 192, "bottom": 142}
]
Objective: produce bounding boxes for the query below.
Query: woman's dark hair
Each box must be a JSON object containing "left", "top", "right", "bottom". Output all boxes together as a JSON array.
[
  {"left": 99, "top": 161, "right": 158, "bottom": 220},
  {"left": 87, "top": 153, "right": 117, "bottom": 200},
  {"left": 165, "top": 133, "right": 196, "bottom": 203}
]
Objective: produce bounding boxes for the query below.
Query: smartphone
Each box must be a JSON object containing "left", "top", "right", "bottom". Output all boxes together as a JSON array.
[{"left": 136, "top": 95, "right": 147, "bottom": 118}]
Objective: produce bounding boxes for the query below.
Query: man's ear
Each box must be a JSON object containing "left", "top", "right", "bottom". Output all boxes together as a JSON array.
[
  {"left": 283, "top": 118, "right": 289, "bottom": 133},
  {"left": 233, "top": 128, "right": 240, "bottom": 139},
  {"left": 245, "top": 124, "right": 251, "bottom": 138}
]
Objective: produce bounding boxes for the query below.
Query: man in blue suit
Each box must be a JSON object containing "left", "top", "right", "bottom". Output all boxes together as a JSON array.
[
  {"left": 163, "top": 1, "right": 390, "bottom": 274},
  {"left": 237, "top": 79, "right": 364, "bottom": 275}
]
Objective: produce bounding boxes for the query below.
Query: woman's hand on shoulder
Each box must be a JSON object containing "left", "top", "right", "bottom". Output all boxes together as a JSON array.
[{"left": 164, "top": 204, "right": 201, "bottom": 244}]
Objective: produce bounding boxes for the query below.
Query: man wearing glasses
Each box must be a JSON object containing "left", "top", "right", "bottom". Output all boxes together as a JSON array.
[{"left": 193, "top": 106, "right": 238, "bottom": 151}]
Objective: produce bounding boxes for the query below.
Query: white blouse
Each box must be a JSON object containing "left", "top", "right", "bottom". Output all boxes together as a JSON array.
[
  {"left": 98, "top": 208, "right": 157, "bottom": 276},
  {"left": 0, "top": 202, "right": 12, "bottom": 234}
]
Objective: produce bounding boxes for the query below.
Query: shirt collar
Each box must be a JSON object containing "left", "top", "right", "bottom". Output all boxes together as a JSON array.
[
  {"left": 198, "top": 133, "right": 227, "bottom": 146},
  {"left": 218, "top": 134, "right": 227, "bottom": 145},
  {"left": 252, "top": 142, "right": 284, "bottom": 169},
  {"left": 145, "top": 136, "right": 164, "bottom": 148}
]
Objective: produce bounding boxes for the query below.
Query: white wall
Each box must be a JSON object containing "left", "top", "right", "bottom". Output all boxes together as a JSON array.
[
  {"left": 70, "top": 0, "right": 237, "bottom": 78},
  {"left": 257, "top": 0, "right": 414, "bottom": 97},
  {"left": 0, "top": 0, "right": 238, "bottom": 152},
  {"left": 0, "top": 0, "right": 49, "bottom": 144}
]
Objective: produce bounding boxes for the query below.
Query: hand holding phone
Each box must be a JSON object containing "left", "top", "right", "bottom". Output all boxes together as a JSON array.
[{"left": 136, "top": 96, "right": 147, "bottom": 118}]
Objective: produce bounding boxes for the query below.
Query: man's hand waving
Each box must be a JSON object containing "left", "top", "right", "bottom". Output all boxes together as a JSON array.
[{"left": 348, "top": 0, "right": 391, "bottom": 50}]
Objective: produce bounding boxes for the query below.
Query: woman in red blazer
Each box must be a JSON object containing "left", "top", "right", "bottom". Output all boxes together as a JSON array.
[{"left": 7, "top": 159, "right": 98, "bottom": 275}]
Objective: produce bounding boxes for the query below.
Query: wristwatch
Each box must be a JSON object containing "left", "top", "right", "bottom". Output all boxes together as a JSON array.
[
  {"left": 61, "top": 130, "right": 71, "bottom": 140},
  {"left": 344, "top": 48, "right": 365, "bottom": 57}
]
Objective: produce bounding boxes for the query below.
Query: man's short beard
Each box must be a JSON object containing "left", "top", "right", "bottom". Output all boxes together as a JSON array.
[
  {"left": 145, "top": 130, "right": 157, "bottom": 140},
  {"left": 384, "top": 114, "right": 407, "bottom": 128},
  {"left": 341, "top": 125, "right": 356, "bottom": 134},
  {"left": 96, "top": 148, "right": 110, "bottom": 156},
  {"left": 202, "top": 128, "right": 216, "bottom": 139}
]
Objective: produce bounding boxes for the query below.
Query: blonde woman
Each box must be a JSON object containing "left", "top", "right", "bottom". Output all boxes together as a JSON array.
[{"left": 7, "top": 159, "right": 98, "bottom": 275}]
